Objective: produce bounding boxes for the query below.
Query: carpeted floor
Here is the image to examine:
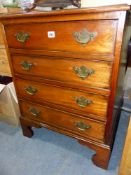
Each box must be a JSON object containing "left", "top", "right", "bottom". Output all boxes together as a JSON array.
[{"left": 0, "top": 111, "right": 130, "bottom": 175}]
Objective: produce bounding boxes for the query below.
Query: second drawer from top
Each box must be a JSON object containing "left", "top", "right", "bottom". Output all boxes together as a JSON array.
[{"left": 12, "top": 55, "right": 113, "bottom": 90}]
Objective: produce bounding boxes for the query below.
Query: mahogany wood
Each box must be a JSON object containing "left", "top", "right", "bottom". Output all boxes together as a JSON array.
[
  {"left": 15, "top": 78, "right": 108, "bottom": 120},
  {"left": 14, "top": 73, "right": 110, "bottom": 96},
  {"left": 105, "top": 10, "right": 127, "bottom": 145},
  {"left": 20, "top": 117, "right": 40, "bottom": 137},
  {"left": 12, "top": 55, "right": 113, "bottom": 89},
  {"left": 10, "top": 49, "right": 115, "bottom": 61},
  {"left": 20, "top": 120, "right": 34, "bottom": 138},
  {"left": 0, "top": 5, "right": 130, "bottom": 169},
  {"left": 20, "top": 100, "right": 105, "bottom": 141},
  {"left": 0, "top": 5, "right": 129, "bottom": 21},
  {"left": 78, "top": 140, "right": 111, "bottom": 169},
  {"left": 5, "top": 20, "right": 117, "bottom": 55}
]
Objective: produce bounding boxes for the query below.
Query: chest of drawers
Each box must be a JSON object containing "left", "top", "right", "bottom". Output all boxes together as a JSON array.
[{"left": 0, "top": 4, "right": 130, "bottom": 169}]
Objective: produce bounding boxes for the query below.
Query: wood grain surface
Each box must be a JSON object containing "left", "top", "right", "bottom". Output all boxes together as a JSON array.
[
  {"left": 0, "top": 5, "right": 129, "bottom": 169},
  {"left": 12, "top": 55, "right": 113, "bottom": 89},
  {"left": 20, "top": 100, "right": 105, "bottom": 141},
  {"left": 15, "top": 78, "right": 108, "bottom": 120},
  {"left": 5, "top": 20, "right": 117, "bottom": 55}
]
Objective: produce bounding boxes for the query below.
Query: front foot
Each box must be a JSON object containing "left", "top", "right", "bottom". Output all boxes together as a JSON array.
[
  {"left": 21, "top": 125, "right": 34, "bottom": 138},
  {"left": 78, "top": 140, "right": 111, "bottom": 169},
  {"left": 20, "top": 118, "right": 34, "bottom": 138}
]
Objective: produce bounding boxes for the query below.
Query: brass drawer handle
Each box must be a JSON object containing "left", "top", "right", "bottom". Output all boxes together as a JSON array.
[
  {"left": 75, "top": 122, "right": 91, "bottom": 131},
  {"left": 20, "top": 61, "right": 33, "bottom": 71},
  {"left": 15, "top": 31, "right": 30, "bottom": 44},
  {"left": 74, "top": 96, "right": 93, "bottom": 108},
  {"left": 25, "top": 86, "right": 37, "bottom": 95},
  {"left": 73, "top": 28, "right": 97, "bottom": 46},
  {"left": 29, "top": 107, "right": 40, "bottom": 117},
  {"left": 73, "top": 66, "right": 95, "bottom": 80}
]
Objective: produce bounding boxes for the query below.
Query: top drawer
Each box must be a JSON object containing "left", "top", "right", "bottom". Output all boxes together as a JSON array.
[{"left": 5, "top": 20, "right": 117, "bottom": 56}]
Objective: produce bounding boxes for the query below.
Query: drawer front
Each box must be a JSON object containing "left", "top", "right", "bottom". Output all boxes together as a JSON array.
[
  {"left": 15, "top": 78, "right": 108, "bottom": 120},
  {"left": 12, "top": 55, "right": 112, "bottom": 89},
  {"left": 5, "top": 20, "right": 117, "bottom": 55},
  {"left": 20, "top": 100, "right": 105, "bottom": 141}
]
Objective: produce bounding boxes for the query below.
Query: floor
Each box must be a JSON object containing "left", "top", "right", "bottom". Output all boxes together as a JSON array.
[{"left": 0, "top": 110, "right": 130, "bottom": 175}]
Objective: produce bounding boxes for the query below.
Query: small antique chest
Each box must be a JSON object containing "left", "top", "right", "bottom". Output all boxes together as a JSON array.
[{"left": 0, "top": 4, "right": 130, "bottom": 169}]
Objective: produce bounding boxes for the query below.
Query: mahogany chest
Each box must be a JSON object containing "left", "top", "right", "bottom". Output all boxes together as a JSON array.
[{"left": 0, "top": 4, "right": 130, "bottom": 169}]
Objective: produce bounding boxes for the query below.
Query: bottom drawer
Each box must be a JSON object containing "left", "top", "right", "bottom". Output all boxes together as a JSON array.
[{"left": 20, "top": 100, "right": 105, "bottom": 142}]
